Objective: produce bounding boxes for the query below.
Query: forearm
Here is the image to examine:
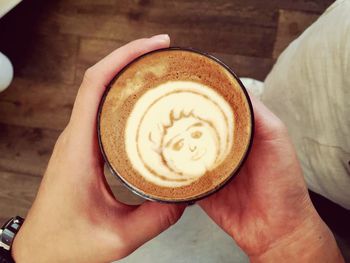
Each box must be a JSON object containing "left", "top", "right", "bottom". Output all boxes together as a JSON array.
[{"left": 249, "top": 215, "right": 344, "bottom": 263}]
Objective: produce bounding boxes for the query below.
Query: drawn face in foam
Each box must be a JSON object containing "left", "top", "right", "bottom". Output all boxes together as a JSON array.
[
  {"left": 125, "top": 80, "right": 234, "bottom": 187},
  {"left": 162, "top": 116, "right": 219, "bottom": 176}
]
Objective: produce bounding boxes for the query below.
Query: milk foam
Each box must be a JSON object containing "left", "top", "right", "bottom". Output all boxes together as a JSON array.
[{"left": 125, "top": 81, "right": 234, "bottom": 187}]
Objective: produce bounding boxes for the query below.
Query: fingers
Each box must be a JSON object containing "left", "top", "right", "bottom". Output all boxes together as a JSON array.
[
  {"left": 69, "top": 35, "right": 170, "bottom": 134},
  {"left": 124, "top": 202, "right": 186, "bottom": 246},
  {"left": 197, "top": 197, "right": 211, "bottom": 211},
  {"left": 84, "top": 34, "right": 170, "bottom": 88}
]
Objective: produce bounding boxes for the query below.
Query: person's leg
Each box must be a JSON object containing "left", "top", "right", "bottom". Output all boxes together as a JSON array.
[{"left": 262, "top": 0, "right": 350, "bottom": 210}]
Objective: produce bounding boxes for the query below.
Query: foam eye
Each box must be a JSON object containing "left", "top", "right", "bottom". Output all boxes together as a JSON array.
[
  {"left": 172, "top": 139, "right": 184, "bottom": 151},
  {"left": 191, "top": 131, "right": 202, "bottom": 139}
]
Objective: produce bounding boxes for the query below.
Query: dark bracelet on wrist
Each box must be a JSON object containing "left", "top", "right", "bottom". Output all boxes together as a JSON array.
[
  {"left": 0, "top": 247, "right": 15, "bottom": 263},
  {"left": 0, "top": 216, "right": 24, "bottom": 263}
]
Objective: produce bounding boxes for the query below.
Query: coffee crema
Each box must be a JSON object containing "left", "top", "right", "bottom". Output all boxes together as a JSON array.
[{"left": 99, "top": 49, "right": 253, "bottom": 202}]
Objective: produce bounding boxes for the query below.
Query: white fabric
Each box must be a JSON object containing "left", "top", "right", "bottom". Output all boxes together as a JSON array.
[
  {"left": 263, "top": 0, "right": 350, "bottom": 209},
  {"left": 0, "top": 0, "right": 22, "bottom": 18}
]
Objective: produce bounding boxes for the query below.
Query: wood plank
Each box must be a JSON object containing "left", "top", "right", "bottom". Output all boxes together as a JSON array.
[
  {"left": 247, "top": 0, "right": 333, "bottom": 13},
  {"left": 1, "top": 0, "right": 333, "bottom": 64},
  {"left": 7, "top": 1, "right": 276, "bottom": 58},
  {"left": 0, "top": 78, "right": 76, "bottom": 131},
  {"left": 47, "top": 0, "right": 333, "bottom": 27},
  {"left": 0, "top": 33, "right": 79, "bottom": 85},
  {"left": 273, "top": 9, "right": 319, "bottom": 59},
  {"left": 213, "top": 52, "right": 274, "bottom": 81},
  {"left": 75, "top": 38, "right": 274, "bottom": 84},
  {"left": 0, "top": 124, "right": 59, "bottom": 177},
  {"left": 53, "top": 1, "right": 278, "bottom": 27},
  {"left": 37, "top": 12, "right": 275, "bottom": 58},
  {"left": 40, "top": 0, "right": 335, "bottom": 14},
  {"left": 29, "top": 0, "right": 332, "bottom": 60},
  {"left": 0, "top": 171, "right": 40, "bottom": 222},
  {"left": 75, "top": 38, "right": 125, "bottom": 84},
  {"left": 0, "top": 2, "right": 78, "bottom": 85},
  {"left": 78, "top": 38, "right": 124, "bottom": 65}
]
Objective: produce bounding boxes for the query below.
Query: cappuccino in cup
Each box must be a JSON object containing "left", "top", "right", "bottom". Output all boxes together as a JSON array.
[{"left": 98, "top": 48, "right": 253, "bottom": 202}]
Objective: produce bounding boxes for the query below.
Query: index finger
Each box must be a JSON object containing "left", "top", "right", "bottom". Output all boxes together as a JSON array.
[{"left": 70, "top": 34, "right": 170, "bottom": 133}]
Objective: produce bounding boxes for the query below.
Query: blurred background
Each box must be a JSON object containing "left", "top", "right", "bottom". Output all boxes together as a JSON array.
[{"left": 0, "top": 1, "right": 338, "bottom": 262}]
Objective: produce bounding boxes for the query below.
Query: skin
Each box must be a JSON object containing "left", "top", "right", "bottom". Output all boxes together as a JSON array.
[
  {"left": 12, "top": 35, "right": 186, "bottom": 263},
  {"left": 162, "top": 117, "right": 219, "bottom": 176},
  {"left": 199, "top": 95, "right": 344, "bottom": 262},
  {"left": 12, "top": 35, "right": 344, "bottom": 263}
]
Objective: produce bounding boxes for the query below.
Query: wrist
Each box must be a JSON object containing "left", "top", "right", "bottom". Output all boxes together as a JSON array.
[
  {"left": 249, "top": 214, "right": 344, "bottom": 263},
  {"left": 11, "top": 219, "right": 35, "bottom": 263},
  {"left": 0, "top": 216, "right": 24, "bottom": 263},
  {"left": 11, "top": 226, "right": 25, "bottom": 263}
]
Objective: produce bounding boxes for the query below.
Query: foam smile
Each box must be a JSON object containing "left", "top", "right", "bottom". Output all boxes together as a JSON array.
[{"left": 191, "top": 149, "right": 206, "bottom": 161}]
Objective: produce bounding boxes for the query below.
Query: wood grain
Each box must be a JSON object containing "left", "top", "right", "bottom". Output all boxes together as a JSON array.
[
  {"left": 1, "top": 33, "right": 78, "bottom": 85},
  {"left": 0, "top": 123, "right": 59, "bottom": 177},
  {"left": 213, "top": 53, "right": 274, "bottom": 80},
  {"left": 273, "top": 9, "right": 319, "bottom": 59},
  {"left": 0, "top": 171, "right": 40, "bottom": 222},
  {"left": 75, "top": 38, "right": 125, "bottom": 84},
  {"left": 76, "top": 38, "right": 274, "bottom": 82},
  {"left": 0, "top": 78, "right": 76, "bottom": 130}
]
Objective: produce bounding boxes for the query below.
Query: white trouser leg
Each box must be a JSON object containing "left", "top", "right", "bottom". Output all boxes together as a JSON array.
[{"left": 263, "top": 0, "right": 350, "bottom": 209}]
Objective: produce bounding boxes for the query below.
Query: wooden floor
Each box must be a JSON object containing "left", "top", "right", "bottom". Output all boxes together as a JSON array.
[{"left": 0, "top": 0, "right": 333, "bottom": 222}]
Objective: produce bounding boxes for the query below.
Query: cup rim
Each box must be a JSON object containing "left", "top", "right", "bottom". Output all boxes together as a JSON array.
[{"left": 97, "top": 46, "right": 255, "bottom": 204}]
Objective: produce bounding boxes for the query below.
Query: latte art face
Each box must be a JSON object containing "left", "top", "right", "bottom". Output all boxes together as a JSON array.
[
  {"left": 162, "top": 117, "right": 219, "bottom": 177},
  {"left": 125, "top": 81, "right": 234, "bottom": 187}
]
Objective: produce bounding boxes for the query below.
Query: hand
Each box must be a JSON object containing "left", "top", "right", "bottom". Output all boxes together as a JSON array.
[
  {"left": 12, "top": 35, "right": 186, "bottom": 263},
  {"left": 199, "top": 95, "right": 344, "bottom": 262}
]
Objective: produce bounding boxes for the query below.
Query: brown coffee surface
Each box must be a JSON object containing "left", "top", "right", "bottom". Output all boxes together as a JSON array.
[{"left": 99, "top": 49, "right": 253, "bottom": 201}]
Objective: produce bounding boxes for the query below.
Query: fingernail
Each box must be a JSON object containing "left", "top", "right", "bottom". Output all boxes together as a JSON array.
[{"left": 150, "top": 34, "right": 170, "bottom": 42}]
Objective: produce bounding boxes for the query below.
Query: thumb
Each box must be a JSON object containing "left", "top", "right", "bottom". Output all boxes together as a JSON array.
[{"left": 124, "top": 202, "right": 186, "bottom": 246}]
